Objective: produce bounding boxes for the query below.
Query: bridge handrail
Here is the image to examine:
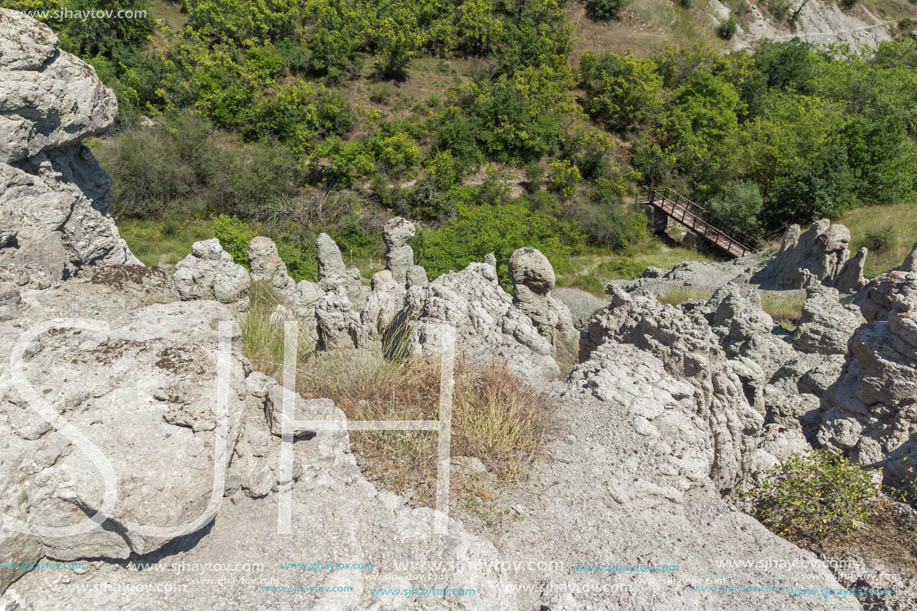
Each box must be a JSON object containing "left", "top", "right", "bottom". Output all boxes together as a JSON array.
[{"left": 644, "top": 188, "right": 755, "bottom": 256}]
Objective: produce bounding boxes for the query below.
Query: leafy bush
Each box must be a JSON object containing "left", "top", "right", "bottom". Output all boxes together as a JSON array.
[
  {"left": 580, "top": 52, "right": 664, "bottom": 133},
  {"left": 213, "top": 214, "right": 257, "bottom": 266},
  {"left": 706, "top": 180, "right": 764, "bottom": 241},
  {"left": 749, "top": 450, "right": 880, "bottom": 542},
  {"left": 547, "top": 160, "right": 582, "bottom": 199},
  {"left": 414, "top": 202, "right": 584, "bottom": 285},
  {"left": 863, "top": 226, "right": 898, "bottom": 252},
  {"left": 717, "top": 13, "right": 737, "bottom": 40},
  {"left": 586, "top": 0, "right": 630, "bottom": 21}
]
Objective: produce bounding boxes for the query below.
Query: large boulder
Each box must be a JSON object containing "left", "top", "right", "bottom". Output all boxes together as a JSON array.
[
  {"left": 386, "top": 262, "right": 559, "bottom": 384},
  {"left": 817, "top": 270, "right": 917, "bottom": 485},
  {"left": 791, "top": 285, "right": 864, "bottom": 355},
  {"left": 173, "top": 239, "right": 250, "bottom": 305},
  {"left": 0, "top": 9, "right": 117, "bottom": 163},
  {"left": 0, "top": 293, "right": 249, "bottom": 567},
  {"left": 0, "top": 10, "right": 136, "bottom": 279},
  {"left": 753, "top": 220, "right": 853, "bottom": 290}
]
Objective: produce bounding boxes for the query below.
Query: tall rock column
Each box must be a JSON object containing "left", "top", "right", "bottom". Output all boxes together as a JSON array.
[
  {"left": 508, "top": 247, "right": 577, "bottom": 351},
  {"left": 383, "top": 217, "right": 427, "bottom": 288}
]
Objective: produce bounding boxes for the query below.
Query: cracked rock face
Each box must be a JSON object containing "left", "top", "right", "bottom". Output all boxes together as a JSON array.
[
  {"left": 817, "top": 270, "right": 917, "bottom": 485},
  {"left": 583, "top": 287, "right": 763, "bottom": 492},
  {"left": 0, "top": 9, "right": 137, "bottom": 279},
  {"left": 386, "top": 261, "right": 559, "bottom": 384},
  {"left": 753, "top": 220, "right": 853, "bottom": 290}
]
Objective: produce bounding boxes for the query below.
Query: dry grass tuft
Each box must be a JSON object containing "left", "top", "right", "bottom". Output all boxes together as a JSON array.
[
  {"left": 240, "top": 294, "right": 555, "bottom": 508},
  {"left": 655, "top": 287, "right": 714, "bottom": 306}
]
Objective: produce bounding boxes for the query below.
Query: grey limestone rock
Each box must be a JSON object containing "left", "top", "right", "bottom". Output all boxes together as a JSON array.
[
  {"left": 173, "top": 239, "right": 250, "bottom": 305},
  {"left": 753, "top": 220, "right": 853, "bottom": 290}
]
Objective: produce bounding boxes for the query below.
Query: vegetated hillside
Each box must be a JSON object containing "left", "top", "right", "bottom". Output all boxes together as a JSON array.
[
  {"left": 572, "top": 0, "right": 916, "bottom": 59},
  {"left": 12, "top": 0, "right": 917, "bottom": 285}
]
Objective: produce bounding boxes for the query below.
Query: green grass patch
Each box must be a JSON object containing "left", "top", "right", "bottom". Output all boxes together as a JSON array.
[
  {"left": 838, "top": 203, "right": 917, "bottom": 278},
  {"left": 118, "top": 218, "right": 214, "bottom": 267},
  {"left": 556, "top": 239, "right": 718, "bottom": 295}
]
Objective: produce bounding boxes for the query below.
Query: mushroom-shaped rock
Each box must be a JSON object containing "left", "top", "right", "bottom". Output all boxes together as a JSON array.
[{"left": 173, "top": 239, "right": 250, "bottom": 305}]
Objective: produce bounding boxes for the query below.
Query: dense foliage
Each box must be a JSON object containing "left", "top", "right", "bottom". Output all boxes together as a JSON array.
[{"left": 16, "top": 0, "right": 917, "bottom": 277}]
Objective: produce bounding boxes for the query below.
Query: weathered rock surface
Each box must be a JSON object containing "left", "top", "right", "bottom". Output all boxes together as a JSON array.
[
  {"left": 0, "top": 284, "right": 248, "bottom": 567},
  {"left": 491, "top": 342, "right": 855, "bottom": 611},
  {"left": 0, "top": 10, "right": 136, "bottom": 279},
  {"left": 753, "top": 220, "right": 853, "bottom": 290},
  {"left": 316, "top": 286, "right": 367, "bottom": 351},
  {"left": 583, "top": 288, "right": 763, "bottom": 492},
  {"left": 316, "top": 233, "right": 366, "bottom": 308},
  {"left": 173, "top": 239, "right": 250, "bottom": 305},
  {"left": 383, "top": 216, "right": 417, "bottom": 287},
  {"left": 610, "top": 257, "right": 764, "bottom": 298},
  {"left": 507, "top": 247, "right": 576, "bottom": 350},
  {"left": 792, "top": 286, "right": 864, "bottom": 355},
  {"left": 817, "top": 270, "right": 917, "bottom": 485},
  {"left": 386, "top": 262, "right": 559, "bottom": 384},
  {"left": 551, "top": 287, "right": 607, "bottom": 330},
  {"left": 834, "top": 246, "right": 868, "bottom": 292},
  {"left": 897, "top": 242, "right": 917, "bottom": 273},
  {"left": 0, "top": 9, "right": 117, "bottom": 163},
  {"left": 361, "top": 269, "right": 405, "bottom": 337}
]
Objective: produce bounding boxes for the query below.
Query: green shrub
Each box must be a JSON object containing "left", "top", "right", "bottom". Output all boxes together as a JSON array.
[
  {"left": 580, "top": 52, "right": 664, "bottom": 133},
  {"left": 749, "top": 449, "right": 880, "bottom": 542},
  {"left": 213, "top": 214, "right": 257, "bottom": 266},
  {"left": 586, "top": 0, "right": 630, "bottom": 21},
  {"left": 706, "top": 180, "right": 764, "bottom": 241},
  {"left": 718, "top": 13, "right": 738, "bottom": 40},
  {"left": 414, "top": 202, "right": 584, "bottom": 286},
  {"left": 863, "top": 226, "right": 898, "bottom": 252},
  {"left": 547, "top": 160, "right": 582, "bottom": 199}
]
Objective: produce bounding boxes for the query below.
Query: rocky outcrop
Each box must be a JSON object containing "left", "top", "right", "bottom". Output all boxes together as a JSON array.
[
  {"left": 610, "top": 257, "right": 764, "bottom": 298},
  {"left": 817, "top": 269, "right": 917, "bottom": 486},
  {"left": 834, "top": 246, "right": 868, "bottom": 292},
  {"left": 361, "top": 269, "right": 405, "bottom": 337},
  {"left": 173, "top": 239, "right": 250, "bottom": 305},
  {"left": 854, "top": 270, "right": 917, "bottom": 322},
  {"left": 583, "top": 288, "right": 763, "bottom": 492},
  {"left": 0, "top": 9, "right": 137, "bottom": 279},
  {"left": 896, "top": 242, "right": 917, "bottom": 273},
  {"left": 1, "top": 278, "right": 513, "bottom": 609},
  {"left": 507, "top": 247, "right": 576, "bottom": 350},
  {"left": 551, "top": 287, "right": 606, "bottom": 329},
  {"left": 386, "top": 262, "right": 559, "bottom": 384},
  {"left": 791, "top": 286, "right": 864, "bottom": 355},
  {"left": 492, "top": 341, "right": 856, "bottom": 611},
  {"left": 383, "top": 216, "right": 427, "bottom": 288},
  {"left": 0, "top": 10, "right": 117, "bottom": 163},
  {"left": 316, "top": 286, "right": 367, "bottom": 351},
  {"left": 316, "top": 233, "right": 366, "bottom": 309},
  {"left": 753, "top": 220, "right": 853, "bottom": 290}
]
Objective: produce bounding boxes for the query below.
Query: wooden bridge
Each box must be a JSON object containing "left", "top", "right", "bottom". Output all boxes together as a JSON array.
[{"left": 640, "top": 187, "right": 756, "bottom": 258}]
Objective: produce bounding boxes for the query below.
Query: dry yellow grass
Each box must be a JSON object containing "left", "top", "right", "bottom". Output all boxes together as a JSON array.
[{"left": 240, "top": 290, "right": 555, "bottom": 508}]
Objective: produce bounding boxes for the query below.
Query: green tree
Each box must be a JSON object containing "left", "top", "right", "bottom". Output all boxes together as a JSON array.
[{"left": 580, "top": 52, "right": 664, "bottom": 133}]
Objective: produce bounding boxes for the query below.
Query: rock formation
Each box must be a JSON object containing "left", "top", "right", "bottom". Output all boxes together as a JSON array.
[
  {"left": 753, "top": 220, "right": 855, "bottom": 290},
  {"left": 834, "top": 246, "right": 868, "bottom": 292},
  {"left": 0, "top": 8, "right": 137, "bottom": 279},
  {"left": 383, "top": 216, "right": 426, "bottom": 287},
  {"left": 817, "top": 266, "right": 917, "bottom": 486},
  {"left": 896, "top": 241, "right": 917, "bottom": 273},
  {"left": 316, "top": 232, "right": 366, "bottom": 309},
  {"left": 583, "top": 287, "right": 763, "bottom": 492},
  {"left": 386, "top": 262, "right": 559, "bottom": 384},
  {"left": 173, "top": 239, "right": 250, "bottom": 305},
  {"left": 507, "top": 247, "right": 577, "bottom": 350}
]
